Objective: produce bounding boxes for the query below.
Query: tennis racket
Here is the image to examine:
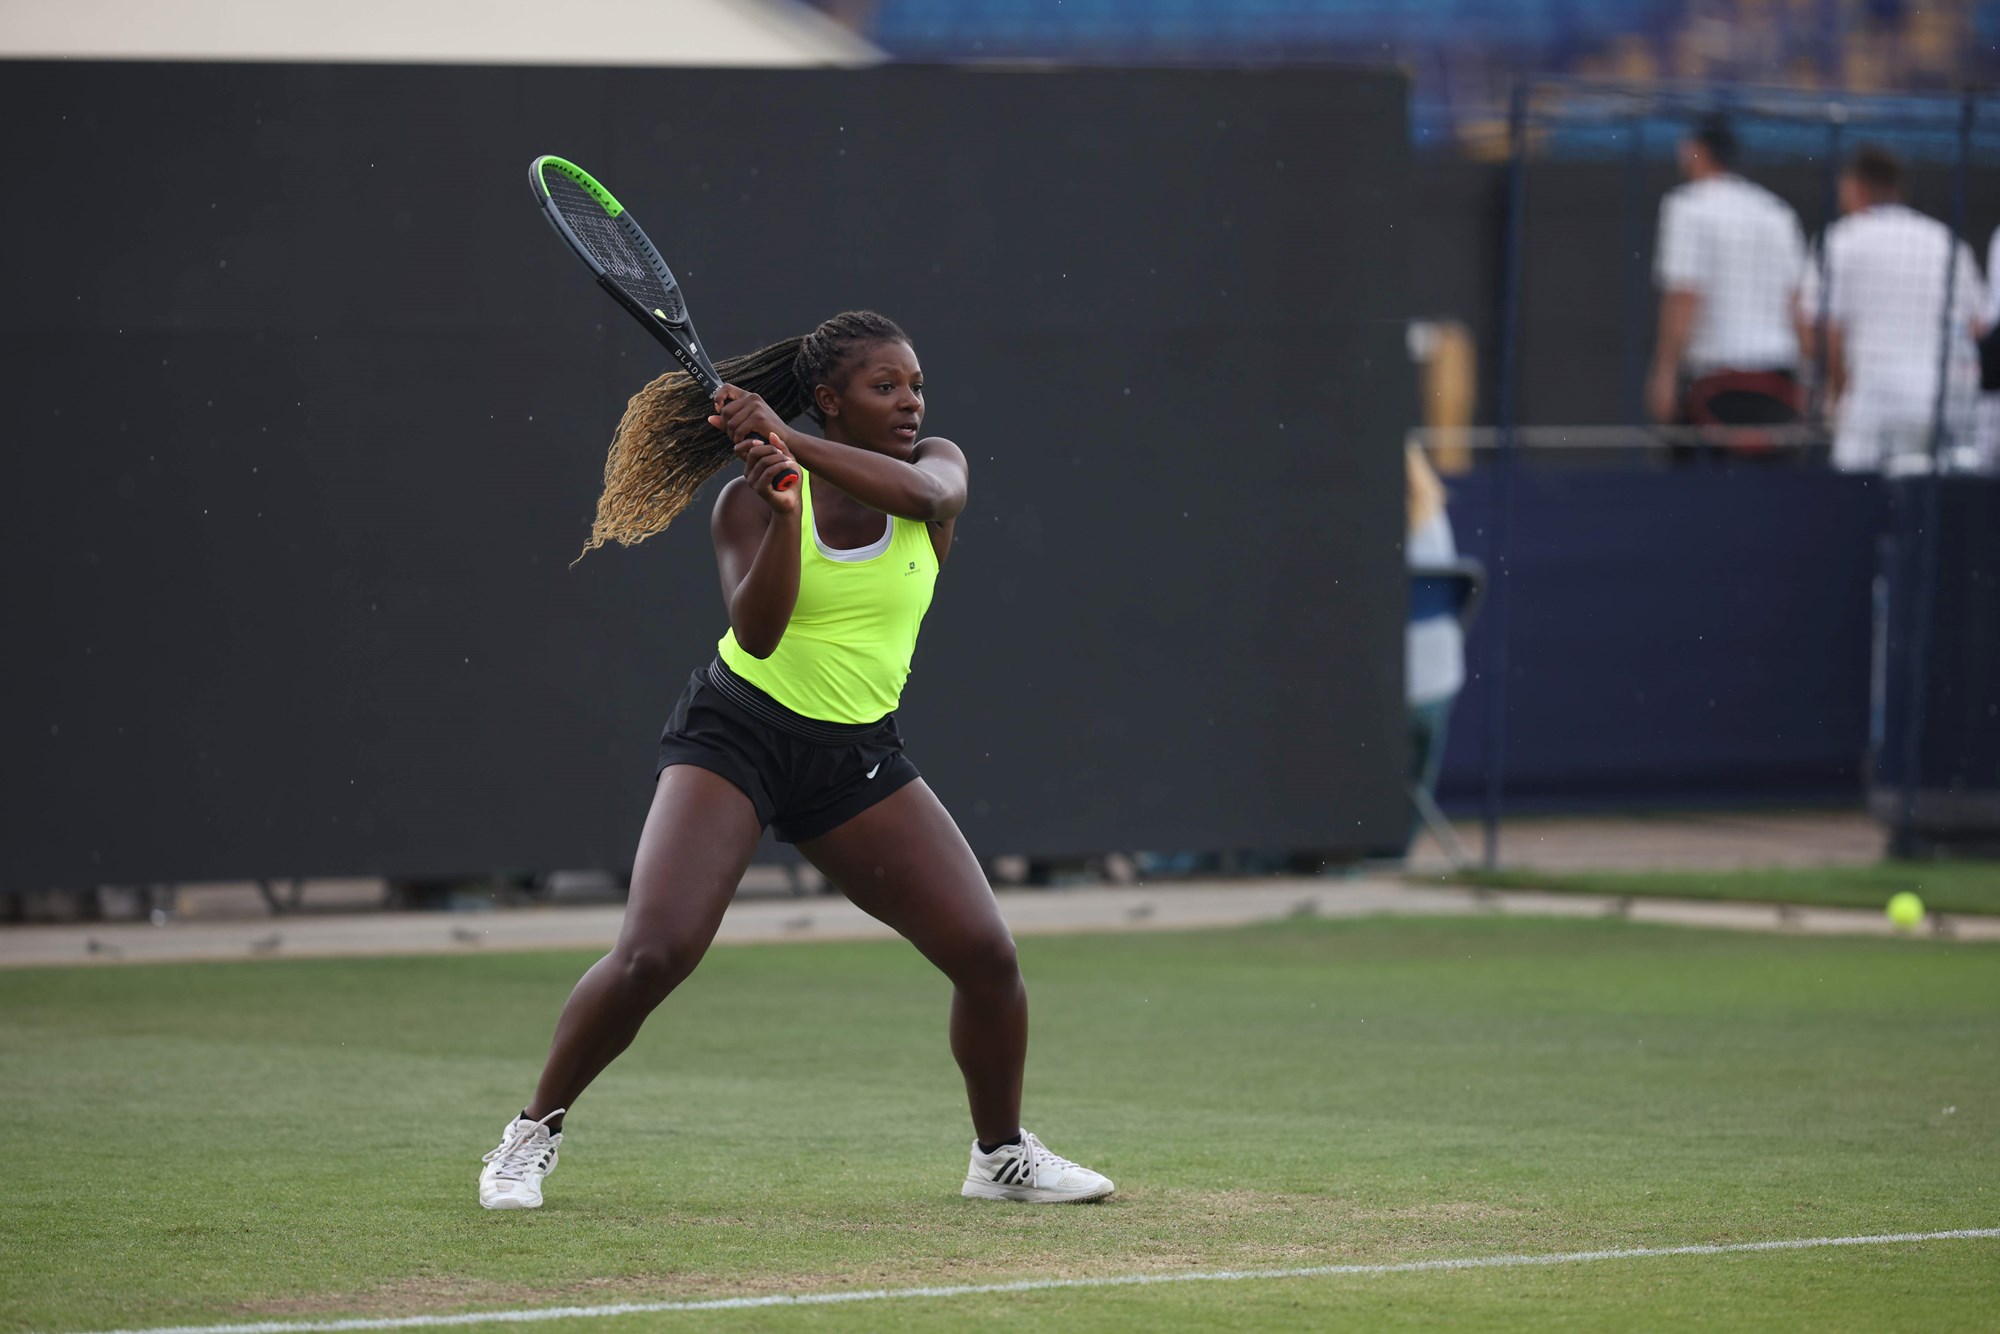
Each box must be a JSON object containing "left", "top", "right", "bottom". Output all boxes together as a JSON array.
[{"left": 529, "top": 154, "right": 798, "bottom": 492}]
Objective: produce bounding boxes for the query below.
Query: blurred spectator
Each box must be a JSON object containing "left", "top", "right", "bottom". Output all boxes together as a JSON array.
[
  {"left": 1647, "top": 115, "right": 1808, "bottom": 459},
  {"left": 1977, "top": 225, "right": 2000, "bottom": 470},
  {"left": 1800, "top": 145, "right": 1987, "bottom": 472},
  {"left": 1405, "top": 445, "right": 1465, "bottom": 857}
]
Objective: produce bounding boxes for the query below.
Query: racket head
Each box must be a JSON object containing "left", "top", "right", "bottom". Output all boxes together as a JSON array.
[
  {"left": 529, "top": 155, "right": 799, "bottom": 494},
  {"left": 529, "top": 155, "right": 725, "bottom": 395}
]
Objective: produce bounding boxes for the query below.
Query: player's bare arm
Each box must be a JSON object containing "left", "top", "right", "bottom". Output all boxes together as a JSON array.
[{"left": 712, "top": 462, "right": 802, "bottom": 660}]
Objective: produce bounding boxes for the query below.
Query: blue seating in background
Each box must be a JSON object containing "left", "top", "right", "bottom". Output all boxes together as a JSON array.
[
  {"left": 872, "top": 0, "right": 1676, "bottom": 60},
  {"left": 853, "top": 0, "right": 1996, "bottom": 153}
]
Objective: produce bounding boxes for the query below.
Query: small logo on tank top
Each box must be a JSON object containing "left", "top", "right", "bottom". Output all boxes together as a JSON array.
[{"left": 905, "top": 560, "right": 918, "bottom": 574}]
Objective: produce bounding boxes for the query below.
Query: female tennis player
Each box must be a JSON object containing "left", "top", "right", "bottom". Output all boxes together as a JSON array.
[{"left": 478, "top": 311, "right": 1112, "bottom": 1210}]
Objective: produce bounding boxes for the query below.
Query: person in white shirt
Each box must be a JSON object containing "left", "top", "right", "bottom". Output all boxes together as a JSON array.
[
  {"left": 1799, "top": 145, "right": 1987, "bottom": 473},
  {"left": 1404, "top": 446, "right": 1464, "bottom": 856},
  {"left": 1974, "top": 224, "right": 2000, "bottom": 470},
  {"left": 1987, "top": 223, "right": 2000, "bottom": 335},
  {"left": 1648, "top": 115, "right": 1809, "bottom": 455}
]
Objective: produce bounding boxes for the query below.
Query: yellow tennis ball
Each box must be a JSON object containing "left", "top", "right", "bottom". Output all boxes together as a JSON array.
[{"left": 1886, "top": 891, "right": 1925, "bottom": 930}]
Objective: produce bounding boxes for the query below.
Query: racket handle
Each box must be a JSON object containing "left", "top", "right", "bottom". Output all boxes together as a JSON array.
[{"left": 744, "top": 431, "right": 801, "bottom": 492}]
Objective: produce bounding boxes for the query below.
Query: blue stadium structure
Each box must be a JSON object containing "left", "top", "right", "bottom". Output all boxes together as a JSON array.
[{"left": 817, "top": 0, "right": 1998, "bottom": 150}]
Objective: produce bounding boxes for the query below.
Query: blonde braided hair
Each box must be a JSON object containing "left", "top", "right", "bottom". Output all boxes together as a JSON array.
[{"left": 580, "top": 311, "right": 909, "bottom": 556}]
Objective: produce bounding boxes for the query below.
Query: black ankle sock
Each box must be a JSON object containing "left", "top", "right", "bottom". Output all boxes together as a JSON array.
[
  {"left": 523, "top": 1109, "right": 564, "bottom": 1134},
  {"left": 978, "top": 1132, "right": 1022, "bottom": 1155}
]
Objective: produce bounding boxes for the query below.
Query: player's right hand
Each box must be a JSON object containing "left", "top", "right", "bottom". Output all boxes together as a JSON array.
[
  {"left": 738, "top": 433, "right": 800, "bottom": 516},
  {"left": 710, "top": 384, "right": 790, "bottom": 447}
]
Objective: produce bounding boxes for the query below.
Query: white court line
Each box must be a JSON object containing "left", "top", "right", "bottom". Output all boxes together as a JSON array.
[{"left": 64, "top": 1227, "right": 2000, "bottom": 1334}]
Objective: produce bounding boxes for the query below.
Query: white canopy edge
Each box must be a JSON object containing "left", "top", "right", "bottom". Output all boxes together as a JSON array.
[{"left": 0, "top": 0, "right": 882, "bottom": 66}]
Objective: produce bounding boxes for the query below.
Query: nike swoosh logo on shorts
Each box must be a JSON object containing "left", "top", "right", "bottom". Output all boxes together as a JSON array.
[{"left": 866, "top": 762, "right": 882, "bottom": 779}]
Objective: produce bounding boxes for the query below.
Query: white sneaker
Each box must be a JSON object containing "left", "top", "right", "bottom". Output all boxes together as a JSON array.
[
  {"left": 961, "top": 1130, "right": 1114, "bottom": 1203},
  {"left": 479, "top": 1110, "right": 563, "bottom": 1210}
]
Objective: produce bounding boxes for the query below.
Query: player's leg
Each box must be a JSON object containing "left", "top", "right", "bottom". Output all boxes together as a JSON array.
[
  {"left": 480, "top": 765, "right": 762, "bottom": 1209},
  {"left": 799, "top": 779, "right": 1022, "bottom": 1139},
  {"left": 797, "top": 780, "right": 1113, "bottom": 1202},
  {"left": 528, "top": 764, "right": 763, "bottom": 1112}
]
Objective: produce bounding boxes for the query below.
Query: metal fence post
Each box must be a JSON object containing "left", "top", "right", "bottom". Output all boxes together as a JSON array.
[
  {"left": 1893, "top": 91, "right": 1978, "bottom": 840},
  {"left": 1482, "top": 80, "right": 1530, "bottom": 869},
  {"left": 1623, "top": 112, "right": 1649, "bottom": 434},
  {"left": 1811, "top": 106, "right": 1845, "bottom": 425}
]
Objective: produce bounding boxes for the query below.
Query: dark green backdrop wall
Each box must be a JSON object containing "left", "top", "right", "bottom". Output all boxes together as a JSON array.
[{"left": 0, "top": 62, "right": 1413, "bottom": 888}]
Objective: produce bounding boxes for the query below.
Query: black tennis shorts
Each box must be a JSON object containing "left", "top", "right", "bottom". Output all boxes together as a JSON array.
[{"left": 655, "top": 659, "right": 922, "bottom": 843}]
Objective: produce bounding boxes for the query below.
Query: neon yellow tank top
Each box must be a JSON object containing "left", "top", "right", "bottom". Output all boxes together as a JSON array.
[{"left": 717, "top": 469, "right": 941, "bottom": 724}]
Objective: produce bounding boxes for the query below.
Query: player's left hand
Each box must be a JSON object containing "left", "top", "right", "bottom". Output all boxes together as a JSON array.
[
  {"left": 709, "top": 386, "right": 789, "bottom": 446},
  {"left": 738, "top": 433, "right": 801, "bottom": 515}
]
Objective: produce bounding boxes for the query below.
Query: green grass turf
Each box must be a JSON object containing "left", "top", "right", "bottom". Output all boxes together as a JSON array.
[
  {"left": 1440, "top": 859, "right": 2000, "bottom": 916},
  {"left": 1, "top": 917, "right": 1995, "bottom": 1332}
]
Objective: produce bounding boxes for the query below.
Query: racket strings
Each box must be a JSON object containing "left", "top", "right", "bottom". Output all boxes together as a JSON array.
[{"left": 545, "top": 173, "right": 674, "bottom": 308}]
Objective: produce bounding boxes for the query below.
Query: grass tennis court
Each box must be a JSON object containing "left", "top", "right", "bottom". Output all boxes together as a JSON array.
[{"left": 4, "top": 917, "right": 1995, "bottom": 1332}]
